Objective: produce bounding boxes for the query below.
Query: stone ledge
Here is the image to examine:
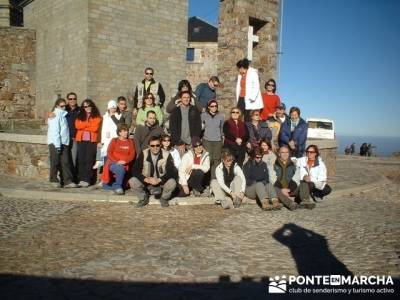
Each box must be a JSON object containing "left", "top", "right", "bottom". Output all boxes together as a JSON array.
[{"left": 0, "top": 132, "right": 46, "bottom": 144}]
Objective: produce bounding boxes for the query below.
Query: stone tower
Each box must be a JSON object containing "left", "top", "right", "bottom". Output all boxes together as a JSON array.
[
  {"left": 23, "top": 0, "right": 188, "bottom": 116},
  {"left": 217, "top": 0, "right": 281, "bottom": 114}
]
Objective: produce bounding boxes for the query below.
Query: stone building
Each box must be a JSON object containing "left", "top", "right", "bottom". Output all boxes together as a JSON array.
[
  {"left": 186, "top": 16, "right": 218, "bottom": 88},
  {"left": 22, "top": 0, "right": 188, "bottom": 116},
  {"left": 217, "top": 0, "right": 281, "bottom": 113}
]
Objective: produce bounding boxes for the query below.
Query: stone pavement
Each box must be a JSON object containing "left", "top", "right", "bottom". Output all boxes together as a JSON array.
[{"left": 0, "top": 157, "right": 399, "bottom": 299}]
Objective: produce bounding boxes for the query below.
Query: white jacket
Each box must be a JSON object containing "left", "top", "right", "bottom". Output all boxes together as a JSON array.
[
  {"left": 215, "top": 162, "right": 246, "bottom": 194},
  {"left": 236, "top": 67, "right": 264, "bottom": 110},
  {"left": 297, "top": 156, "right": 327, "bottom": 190},
  {"left": 101, "top": 112, "right": 122, "bottom": 157},
  {"left": 178, "top": 150, "right": 210, "bottom": 185}
]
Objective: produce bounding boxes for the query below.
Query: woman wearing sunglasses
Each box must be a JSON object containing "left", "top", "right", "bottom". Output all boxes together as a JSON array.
[
  {"left": 135, "top": 92, "right": 163, "bottom": 126},
  {"left": 260, "top": 79, "right": 281, "bottom": 121},
  {"left": 223, "top": 107, "right": 249, "bottom": 166},
  {"left": 297, "top": 144, "right": 332, "bottom": 207}
]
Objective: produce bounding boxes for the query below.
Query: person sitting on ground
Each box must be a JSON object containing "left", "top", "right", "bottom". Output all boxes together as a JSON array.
[
  {"left": 129, "top": 136, "right": 177, "bottom": 207},
  {"left": 194, "top": 76, "right": 221, "bottom": 112},
  {"left": 178, "top": 137, "right": 210, "bottom": 197},
  {"left": 101, "top": 124, "right": 136, "bottom": 195},
  {"left": 47, "top": 98, "right": 78, "bottom": 188},
  {"left": 297, "top": 144, "right": 332, "bottom": 206},
  {"left": 160, "top": 133, "right": 181, "bottom": 170},
  {"left": 260, "top": 138, "right": 277, "bottom": 184},
  {"left": 133, "top": 110, "right": 164, "bottom": 153},
  {"left": 279, "top": 106, "right": 308, "bottom": 158},
  {"left": 116, "top": 96, "right": 133, "bottom": 131},
  {"left": 273, "top": 146, "right": 300, "bottom": 211},
  {"left": 223, "top": 107, "right": 249, "bottom": 166},
  {"left": 246, "top": 109, "right": 272, "bottom": 152},
  {"left": 135, "top": 92, "right": 163, "bottom": 126},
  {"left": 243, "top": 147, "right": 281, "bottom": 210},
  {"left": 211, "top": 150, "right": 246, "bottom": 209},
  {"left": 169, "top": 90, "right": 202, "bottom": 156}
]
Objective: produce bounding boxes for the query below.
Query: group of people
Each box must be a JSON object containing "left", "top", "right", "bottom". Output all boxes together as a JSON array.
[
  {"left": 344, "top": 142, "right": 375, "bottom": 156},
  {"left": 46, "top": 59, "right": 332, "bottom": 209}
]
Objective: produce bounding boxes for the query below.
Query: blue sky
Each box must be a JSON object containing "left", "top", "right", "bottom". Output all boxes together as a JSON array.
[{"left": 189, "top": 0, "right": 400, "bottom": 137}]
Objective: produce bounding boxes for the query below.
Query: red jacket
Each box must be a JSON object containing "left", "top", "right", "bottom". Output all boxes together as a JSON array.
[
  {"left": 75, "top": 116, "right": 102, "bottom": 142},
  {"left": 102, "top": 137, "right": 136, "bottom": 184},
  {"left": 223, "top": 119, "right": 249, "bottom": 146},
  {"left": 260, "top": 93, "right": 280, "bottom": 120}
]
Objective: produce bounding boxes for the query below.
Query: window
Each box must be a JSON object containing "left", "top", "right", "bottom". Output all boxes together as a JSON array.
[{"left": 186, "top": 48, "right": 195, "bottom": 61}]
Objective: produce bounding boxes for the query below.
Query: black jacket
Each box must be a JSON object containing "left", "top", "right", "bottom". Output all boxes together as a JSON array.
[
  {"left": 169, "top": 105, "right": 202, "bottom": 145},
  {"left": 243, "top": 159, "right": 269, "bottom": 186}
]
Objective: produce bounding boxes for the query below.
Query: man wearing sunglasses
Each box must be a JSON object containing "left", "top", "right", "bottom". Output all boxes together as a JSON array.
[
  {"left": 129, "top": 136, "right": 177, "bottom": 207},
  {"left": 133, "top": 67, "right": 166, "bottom": 110}
]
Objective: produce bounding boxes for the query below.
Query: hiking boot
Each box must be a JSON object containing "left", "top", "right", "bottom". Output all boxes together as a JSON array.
[
  {"left": 261, "top": 199, "right": 273, "bottom": 211},
  {"left": 51, "top": 182, "right": 62, "bottom": 188},
  {"left": 220, "top": 198, "right": 232, "bottom": 209},
  {"left": 193, "top": 189, "right": 202, "bottom": 197},
  {"left": 114, "top": 188, "right": 125, "bottom": 195},
  {"left": 78, "top": 181, "right": 90, "bottom": 188},
  {"left": 136, "top": 194, "right": 149, "bottom": 207},
  {"left": 201, "top": 187, "right": 211, "bottom": 197},
  {"left": 280, "top": 197, "right": 298, "bottom": 211},
  {"left": 64, "top": 182, "right": 78, "bottom": 188},
  {"left": 299, "top": 199, "right": 316, "bottom": 210},
  {"left": 233, "top": 196, "right": 242, "bottom": 208},
  {"left": 159, "top": 198, "right": 169, "bottom": 207},
  {"left": 271, "top": 198, "right": 283, "bottom": 210}
]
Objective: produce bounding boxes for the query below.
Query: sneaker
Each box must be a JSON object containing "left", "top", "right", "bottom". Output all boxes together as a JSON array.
[
  {"left": 64, "top": 182, "right": 78, "bottom": 188},
  {"left": 233, "top": 196, "right": 242, "bottom": 208},
  {"left": 136, "top": 194, "right": 149, "bottom": 207},
  {"left": 50, "top": 182, "right": 62, "bottom": 188},
  {"left": 92, "top": 161, "right": 102, "bottom": 170},
  {"left": 114, "top": 188, "right": 125, "bottom": 195},
  {"left": 79, "top": 181, "right": 90, "bottom": 188},
  {"left": 159, "top": 198, "right": 169, "bottom": 207}
]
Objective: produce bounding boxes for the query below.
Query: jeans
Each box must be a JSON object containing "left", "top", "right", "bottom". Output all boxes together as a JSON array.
[{"left": 105, "top": 163, "right": 126, "bottom": 190}]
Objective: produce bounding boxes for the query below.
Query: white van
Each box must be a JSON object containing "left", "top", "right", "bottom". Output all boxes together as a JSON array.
[{"left": 307, "top": 118, "right": 335, "bottom": 140}]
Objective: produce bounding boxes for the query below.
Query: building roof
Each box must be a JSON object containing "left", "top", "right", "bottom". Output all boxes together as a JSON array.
[{"left": 188, "top": 16, "right": 218, "bottom": 43}]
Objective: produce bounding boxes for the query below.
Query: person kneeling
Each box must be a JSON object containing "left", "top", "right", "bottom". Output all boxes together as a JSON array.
[
  {"left": 129, "top": 136, "right": 177, "bottom": 207},
  {"left": 178, "top": 137, "right": 210, "bottom": 197},
  {"left": 211, "top": 150, "right": 246, "bottom": 209},
  {"left": 101, "top": 124, "right": 135, "bottom": 195},
  {"left": 243, "top": 147, "right": 281, "bottom": 211},
  {"left": 297, "top": 144, "right": 332, "bottom": 207}
]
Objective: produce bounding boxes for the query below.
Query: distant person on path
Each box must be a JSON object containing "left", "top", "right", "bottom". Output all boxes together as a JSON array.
[
  {"left": 133, "top": 67, "right": 165, "bottom": 110},
  {"left": 133, "top": 110, "right": 164, "bottom": 153},
  {"left": 129, "top": 136, "right": 177, "bottom": 207},
  {"left": 279, "top": 106, "right": 308, "bottom": 158},
  {"left": 135, "top": 92, "right": 163, "bottom": 126},
  {"left": 297, "top": 144, "right": 332, "bottom": 206},
  {"left": 101, "top": 124, "right": 136, "bottom": 195},
  {"left": 47, "top": 98, "right": 77, "bottom": 188},
  {"left": 223, "top": 107, "right": 249, "bottom": 167},
  {"left": 75, "top": 99, "right": 102, "bottom": 187},
  {"left": 243, "top": 147, "right": 280, "bottom": 211},
  {"left": 194, "top": 76, "right": 221, "bottom": 111},
  {"left": 235, "top": 58, "right": 264, "bottom": 121},
  {"left": 350, "top": 143, "right": 355, "bottom": 155},
  {"left": 260, "top": 79, "right": 281, "bottom": 121},
  {"left": 169, "top": 91, "right": 202, "bottom": 156},
  {"left": 201, "top": 99, "right": 224, "bottom": 179},
  {"left": 178, "top": 137, "right": 210, "bottom": 197},
  {"left": 360, "top": 143, "right": 368, "bottom": 156},
  {"left": 211, "top": 150, "right": 246, "bottom": 209},
  {"left": 344, "top": 145, "right": 351, "bottom": 155}
]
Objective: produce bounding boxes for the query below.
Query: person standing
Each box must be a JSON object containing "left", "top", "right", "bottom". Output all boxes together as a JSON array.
[
  {"left": 116, "top": 96, "right": 133, "bottom": 131},
  {"left": 75, "top": 99, "right": 102, "bottom": 187},
  {"left": 169, "top": 91, "right": 202, "bottom": 156},
  {"left": 133, "top": 67, "right": 165, "bottom": 110},
  {"left": 47, "top": 98, "right": 77, "bottom": 188},
  {"left": 133, "top": 110, "right": 164, "bottom": 153},
  {"left": 260, "top": 79, "right": 281, "bottom": 121},
  {"left": 279, "top": 106, "right": 308, "bottom": 158},
  {"left": 223, "top": 107, "right": 249, "bottom": 167},
  {"left": 65, "top": 92, "right": 81, "bottom": 172},
  {"left": 135, "top": 92, "right": 163, "bottom": 126},
  {"left": 194, "top": 76, "right": 221, "bottom": 111},
  {"left": 246, "top": 110, "right": 272, "bottom": 152},
  {"left": 201, "top": 99, "right": 224, "bottom": 179},
  {"left": 235, "top": 58, "right": 263, "bottom": 121},
  {"left": 268, "top": 103, "right": 288, "bottom": 151}
]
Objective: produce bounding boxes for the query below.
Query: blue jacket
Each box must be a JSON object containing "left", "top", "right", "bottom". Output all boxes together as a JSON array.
[
  {"left": 279, "top": 117, "right": 308, "bottom": 157},
  {"left": 47, "top": 108, "right": 70, "bottom": 148},
  {"left": 246, "top": 121, "right": 272, "bottom": 147}
]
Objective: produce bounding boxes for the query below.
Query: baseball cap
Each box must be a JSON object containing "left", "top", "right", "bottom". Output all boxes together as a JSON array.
[
  {"left": 107, "top": 100, "right": 117, "bottom": 109},
  {"left": 276, "top": 103, "right": 286, "bottom": 110}
]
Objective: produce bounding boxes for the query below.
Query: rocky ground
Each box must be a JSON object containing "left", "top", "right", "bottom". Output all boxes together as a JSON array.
[{"left": 0, "top": 157, "right": 399, "bottom": 299}]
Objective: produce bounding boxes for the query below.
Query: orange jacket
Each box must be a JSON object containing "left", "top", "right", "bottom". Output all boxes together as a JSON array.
[{"left": 75, "top": 116, "right": 102, "bottom": 142}]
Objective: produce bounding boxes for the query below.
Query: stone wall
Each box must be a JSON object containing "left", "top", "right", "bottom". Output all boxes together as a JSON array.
[
  {"left": 0, "top": 0, "right": 9, "bottom": 26},
  {"left": 0, "top": 27, "right": 36, "bottom": 126},
  {"left": 24, "top": 0, "right": 188, "bottom": 115},
  {"left": 186, "top": 42, "right": 218, "bottom": 88},
  {"left": 217, "top": 0, "right": 280, "bottom": 114},
  {"left": 0, "top": 133, "right": 48, "bottom": 179}
]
